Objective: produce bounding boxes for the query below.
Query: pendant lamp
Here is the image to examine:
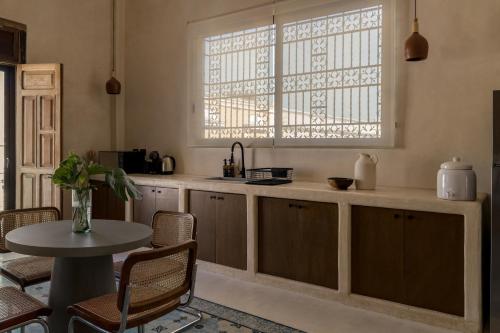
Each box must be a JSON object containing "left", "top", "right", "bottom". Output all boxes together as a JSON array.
[
  {"left": 404, "top": 0, "right": 429, "bottom": 61},
  {"left": 106, "top": 0, "right": 121, "bottom": 94}
]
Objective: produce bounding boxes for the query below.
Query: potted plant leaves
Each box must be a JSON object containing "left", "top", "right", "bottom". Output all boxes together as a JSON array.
[{"left": 52, "top": 152, "right": 142, "bottom": 233}]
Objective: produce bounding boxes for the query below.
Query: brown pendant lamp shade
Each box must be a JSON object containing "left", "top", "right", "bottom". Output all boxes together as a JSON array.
[
  {"left": 405, "top": 0, "right": 428, "bottom": 61},
  {"left": 106, "top": 0, "right": 121, "bottom": 94},
  {"left": 106, "top": 74, "right": 121, "bottom": 94}
]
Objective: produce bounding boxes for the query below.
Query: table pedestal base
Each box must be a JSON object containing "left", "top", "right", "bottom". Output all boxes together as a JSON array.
[{"left": 48, "top": 255, "right": 116, "bottom": 333}]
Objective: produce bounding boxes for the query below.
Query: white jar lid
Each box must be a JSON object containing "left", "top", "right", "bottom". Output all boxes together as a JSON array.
[{"left": 440, "top": 157, "right": 472, "bottom": 170}]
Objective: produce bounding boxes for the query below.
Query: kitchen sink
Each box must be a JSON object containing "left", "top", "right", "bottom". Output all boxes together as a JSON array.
[{"left": 205, "top": 177, "right": 248, "bottom": 182}]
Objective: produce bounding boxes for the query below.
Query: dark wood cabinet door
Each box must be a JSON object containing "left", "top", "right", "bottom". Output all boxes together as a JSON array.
[
  {"left": 133, "top": 185, "right": 156, "bottom": 226},
  {"left": 351, "top": 206, "right": 405, "bottom": 303},
  {"left": 258, "top": 197, "right": 297, "bottom": 280},
  {"left": 295, "top": 200, "right": 338, "bottom": 289},
  {"left": 188, "top": 190, "right": 216, "bottom": 263},
  {"left": 259, "top": 197, "right": 338, "bottom": 289},
  {"left": 155, "top": 187, "right": 179, "bottom": 212},
  {"left": 91, "top": 180, "right": 124, "bottom": 220},
  {"left": 215, "top": 193, "right": 247, "bottom": 270},
  {"left": 91, "top": 181, "right": 108, "bottom": 219},
  {"left": 403, "top": 210, "right": 464, "bottom": 316}
]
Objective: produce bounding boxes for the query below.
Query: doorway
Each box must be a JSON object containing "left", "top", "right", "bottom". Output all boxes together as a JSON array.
[{"left": 0, "top": 65, "right": 15, "bottom": 211}]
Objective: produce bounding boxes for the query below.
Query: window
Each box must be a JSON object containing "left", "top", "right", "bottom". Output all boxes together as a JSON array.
[
  {"left": 203, "top": 25, "right": 275, "bottom": 139},
  {"left": 282, "top": 5, "right": 382, "bottom": 139},
  {"left": 188, "top": 0, "right": 398, "bottom": 147}
]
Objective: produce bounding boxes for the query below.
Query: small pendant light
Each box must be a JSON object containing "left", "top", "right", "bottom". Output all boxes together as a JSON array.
[
  {"left": 106, "top": 0, "right": 121, "bottom": 94},
  {"left": 404, "top": 0, "right": 429, "bottom": 61}
]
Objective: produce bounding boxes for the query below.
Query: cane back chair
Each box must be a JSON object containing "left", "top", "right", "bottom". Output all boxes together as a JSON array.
[
  {"left": 0, "top": 207, "right": 60, "bottom": 291},
  {"left": 0, "top": 286, "right": 51, "bottom": 332},
  {"left": 113, "top": 211, "right": 197, "bottom": 275},
  {"left": 68, "top": 240, "right": 198, "bottom": 333}
]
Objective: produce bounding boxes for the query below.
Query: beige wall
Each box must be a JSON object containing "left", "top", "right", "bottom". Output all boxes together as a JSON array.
[
  {"left": 124, "top": 0, "right": 500, "bottom": 193},
  {"left": 0, "top": 0, "right": 117, "bottom": 155},
  {"left": 0, "top": 1, "right": 496, "bottom": 193}
]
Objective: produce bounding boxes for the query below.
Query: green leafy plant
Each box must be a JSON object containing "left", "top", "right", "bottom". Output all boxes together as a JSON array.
[{"left": 52, "top": 152, "right": 142, "bottom": 201}]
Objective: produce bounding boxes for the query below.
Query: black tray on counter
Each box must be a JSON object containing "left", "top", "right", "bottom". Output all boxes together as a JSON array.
[{"left": 245, "top": 178, "right": 292, "bottom": 186}]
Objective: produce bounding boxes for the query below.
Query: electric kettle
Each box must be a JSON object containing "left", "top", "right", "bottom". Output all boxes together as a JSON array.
[{"left": 161, "top": 155, "right": 176, "bottom": 175}]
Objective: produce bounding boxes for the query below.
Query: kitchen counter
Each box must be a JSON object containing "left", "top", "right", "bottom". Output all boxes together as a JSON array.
[
  {"left": 124, "top": 173, "right": 486, "bottom": 215},
  {"left": 101, "top": 173, "right": 486, "bottom": 333}
]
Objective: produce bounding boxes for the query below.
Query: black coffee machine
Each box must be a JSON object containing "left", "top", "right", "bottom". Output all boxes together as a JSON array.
[{"left": 145, "top": 151, "right": 162, "bottom": 174}]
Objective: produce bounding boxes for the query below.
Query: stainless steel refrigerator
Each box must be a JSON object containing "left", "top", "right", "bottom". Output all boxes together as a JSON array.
[{"left": 491, "top": 90, "right": 500, "bottom": 332}]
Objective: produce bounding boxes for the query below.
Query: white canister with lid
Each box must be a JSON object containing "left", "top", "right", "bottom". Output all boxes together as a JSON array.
[{"left": 437, "top": 157, "right": 476, "bottom": 201}]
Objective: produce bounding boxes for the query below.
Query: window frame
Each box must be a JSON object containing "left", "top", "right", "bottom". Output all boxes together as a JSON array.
[{"left": 187, "top": 0, "right": 401, "bottom": 148}]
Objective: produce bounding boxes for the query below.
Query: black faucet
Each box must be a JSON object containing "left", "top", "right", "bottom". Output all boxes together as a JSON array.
[{"left": 230, "top": 141, "right": 246, "bottom": 178}]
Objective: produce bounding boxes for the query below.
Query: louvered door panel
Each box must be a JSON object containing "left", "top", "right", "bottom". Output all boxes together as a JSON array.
[
  {"left": 20, "top": 173, "right": 36, "bottom": 208},
  {"left": 22, "top": 96, "right": 36, "bottom": 167},
  {"left": 16, "top": 64, "right": 62, "bottom": 210}
]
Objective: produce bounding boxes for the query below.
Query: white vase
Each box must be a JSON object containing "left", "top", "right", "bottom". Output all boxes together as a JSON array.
[{"left": 354, "top": 153, "right": 378, "bottom": 190}]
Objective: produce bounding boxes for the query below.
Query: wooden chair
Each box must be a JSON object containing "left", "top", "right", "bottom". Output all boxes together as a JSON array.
[
  {"left": 0, "top": 207, "right": 60, "bottom": 291},
  {"left": 68, "top": 240, "right": 198, "bottom": 333},
  {"left": 0, "top": 286, "right": 51, "bottom": 332},
  {"left": 113, "top": 211, "right": 197, "bottom": 275}
]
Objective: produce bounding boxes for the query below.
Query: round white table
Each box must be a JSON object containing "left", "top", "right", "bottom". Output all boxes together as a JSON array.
[{"left": 5, "top": 219, "right": 152, "bottom": 333}]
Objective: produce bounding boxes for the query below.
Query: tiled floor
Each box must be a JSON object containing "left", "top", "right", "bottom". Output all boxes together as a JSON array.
[
  {"left": 0, "top": 253, "right": 459, "bottom": 333},
  {"left": 194, "top": 270, "right": 459, "bottom": 333}
]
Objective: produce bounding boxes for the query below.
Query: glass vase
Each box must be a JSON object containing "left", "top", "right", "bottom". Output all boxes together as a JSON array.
[{"left": 72, "top": 189, "right": 92, "bottom": 233}]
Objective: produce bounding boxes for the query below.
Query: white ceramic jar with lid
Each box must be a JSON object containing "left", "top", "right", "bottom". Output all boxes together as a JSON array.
[{"left": 437, "top": 157, "right": 476, "bottom": 201}]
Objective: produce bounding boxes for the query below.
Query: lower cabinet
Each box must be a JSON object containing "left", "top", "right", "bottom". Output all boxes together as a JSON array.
[
  {"left": 188, "top": 190, "right": 247, "bottom": 270},
  {"left": 91, "top": 180, "right": 125, "bottom": 220},
  {"left": 258, "top": 197, "right": 338, "bottom": 289},
  {"left": 351, "top": 205, "right": 464, "bottom": 316},
  {"left": 133, "top": 185, "right": 179, "bottom": 225}
]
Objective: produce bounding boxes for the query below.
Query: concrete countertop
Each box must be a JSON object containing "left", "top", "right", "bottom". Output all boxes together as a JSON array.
[{"left": 108, "top": 173, "right": 487, "bottom": 215}]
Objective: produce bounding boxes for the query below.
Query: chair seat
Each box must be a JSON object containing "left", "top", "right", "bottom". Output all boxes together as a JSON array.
[
  {"left": 68, "top": 293, "right": 180, "bottom": 332},
  {"left": 1, "top": 256, "right": 53, "bottom": 288},
  {"left": 0, "top": 286, "right": 51, "bottom": 330}
]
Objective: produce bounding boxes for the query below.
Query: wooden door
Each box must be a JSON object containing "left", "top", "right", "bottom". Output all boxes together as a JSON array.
[
  {"left": 259, "top": 197, "right": 338, "bottom": 289},
  {"left": 188, "top": 190, "right": 216, "bottom": 262},
  {"left": 403, "top": 210, "right": 464, "bottom": 316},
  {"left": 258, "top": 197, "right": 300, "bottom": 280},
  {"left": 133, "top": 185, "right": 156, "bottom": 225},
  {"left": 91, "top": 180, "right": 125, "bottom": 220},
  {"left": 16, "top": 64, "right": 61, "bottom": 210},
  {"left": 295, "top": 200, "right": 338, "bottom": 289},
  {"left": 155, "top": 187, "right": 179, "bottom": 212},
  {"left": 91, "top": 180, "right": 108, "bottom": 219},
  {"left": 351, "top": 206, "right": 405, "bottom": 303},
  {"left": 215, "top": 192, "right": 247, "bottom": 270}
]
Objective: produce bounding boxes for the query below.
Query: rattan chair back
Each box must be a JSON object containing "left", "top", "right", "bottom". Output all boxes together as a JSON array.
[
  {"left": 151, "top": 211, "right": 196, "bottom": 247},
  {"left": 0, "top": 207, "right": 60, "bottom": 252},
  {"left": 117, "top": 240, "right": 197, "bottom": 315}
]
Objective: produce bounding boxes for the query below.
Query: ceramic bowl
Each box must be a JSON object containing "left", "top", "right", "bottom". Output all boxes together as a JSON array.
[{"left": 328, "top": 177, "right": 354, "bottom": 190}]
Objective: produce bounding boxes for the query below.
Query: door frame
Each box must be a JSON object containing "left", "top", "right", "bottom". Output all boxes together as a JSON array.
[{"left": 0, "top": 65, "right": 16, "bottom": 210}]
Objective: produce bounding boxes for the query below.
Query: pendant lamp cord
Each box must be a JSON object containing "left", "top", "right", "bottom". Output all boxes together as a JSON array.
[
  {"left": 272, "top": 0, "right": 276, "bottom": 24},
  {"left": 112, "top": 0, "right": 116, "bottom": 74},
  {"left": 414, "top": 0, "right": 417, "bottom": 20}
]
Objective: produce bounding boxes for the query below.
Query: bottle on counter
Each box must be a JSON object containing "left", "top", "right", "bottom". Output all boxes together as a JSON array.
[
  {"left": 228, "top": 160, "right": 235, "bottom": 177},
  {"left": 223, "top": 159, "right": 229, "bottom": 177},
  {"left": 354, "top": 153, "right": 378, "bottom": 190}
]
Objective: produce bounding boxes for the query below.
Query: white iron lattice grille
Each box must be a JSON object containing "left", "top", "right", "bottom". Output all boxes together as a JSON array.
[
  {"left": 281, "top": 5, "right": 383, "bottom": 139},
  {"left": 203, "top": 25, "right": 276, "bottom": 139}
]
